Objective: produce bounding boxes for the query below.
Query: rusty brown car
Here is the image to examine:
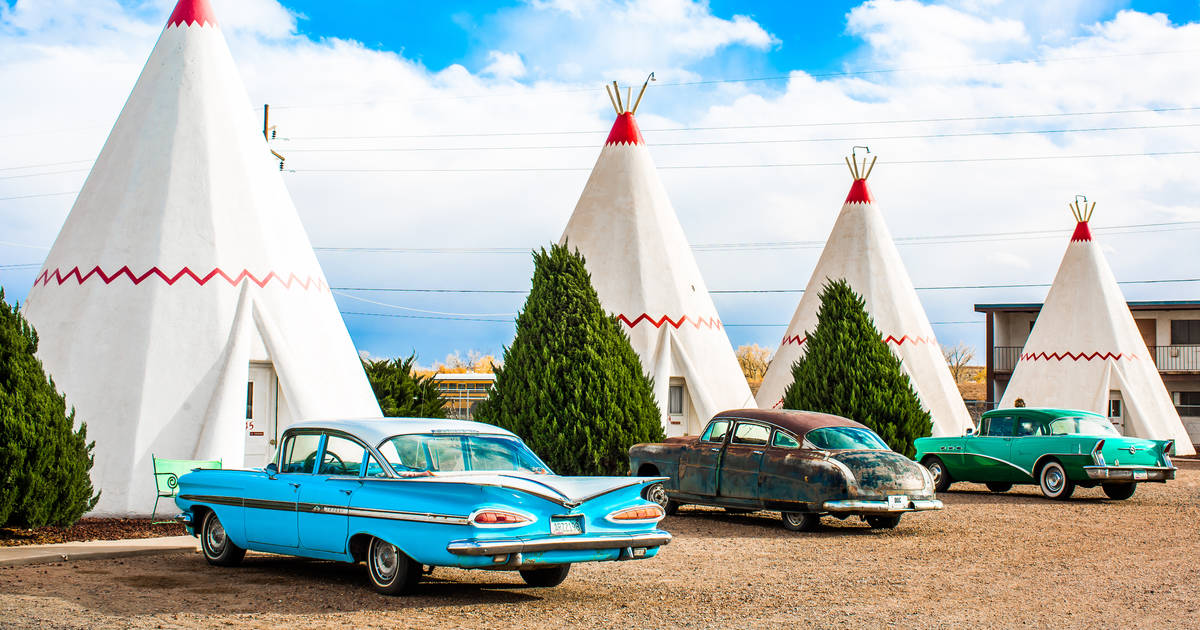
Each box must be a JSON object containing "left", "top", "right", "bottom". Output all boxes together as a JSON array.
[{"left": 629, "top": 409, "right": 943, "bottom": 531}]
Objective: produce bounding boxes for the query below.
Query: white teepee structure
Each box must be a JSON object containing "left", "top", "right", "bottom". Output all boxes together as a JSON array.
[
  {"left": 999, "top": 200, "right": 1195, "bottom": 454},
  {"left": 756, "top": 154, "right": 973, "bottom": 437},
  {"left": 560, "top": 81, "right": 754, "bottom": 436},
  {"left": 22, "top": 0, "right": 381, "bottom": 515}
]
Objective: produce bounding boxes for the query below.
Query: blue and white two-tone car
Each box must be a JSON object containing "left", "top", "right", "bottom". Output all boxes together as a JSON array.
[{"left": 175, "top": 418, "right": 671, "bottom": 594}]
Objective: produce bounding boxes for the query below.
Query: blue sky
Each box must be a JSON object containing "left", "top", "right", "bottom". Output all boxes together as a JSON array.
[{"left": 3, "top": 0, "right": 1200, "bottom": 371}]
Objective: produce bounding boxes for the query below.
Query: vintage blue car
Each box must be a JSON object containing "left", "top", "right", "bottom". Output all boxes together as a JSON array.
[{"left": 175, "top": 418, "right": 671, "bottom": 594}]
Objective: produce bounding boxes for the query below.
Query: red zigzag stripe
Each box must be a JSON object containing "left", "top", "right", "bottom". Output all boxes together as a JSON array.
[
  {"left": 1021, "top": 351, "right": 1137, "bottom": 362},
  {"left": 780, "top": 334, "right": 936, "bottom": 347},
  {"left": 617, "top": 313, "right": 723, "bottom": 330},
  {"left": 34, "top": 265, "right": 328, "bottom": 291}
]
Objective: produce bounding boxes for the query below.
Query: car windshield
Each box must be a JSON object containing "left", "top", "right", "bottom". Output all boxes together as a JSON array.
[
  {"left": 805, "top": 427, "right": 890, "bottom": 451},
  {"left": 378, "top": 433, "right": 551, "bottom": 474},
  {"left": 1047, "top": 416, "right": 1120, "bottom": 437}
]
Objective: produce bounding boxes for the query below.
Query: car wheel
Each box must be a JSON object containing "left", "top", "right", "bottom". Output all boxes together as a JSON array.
[
  {"left": 985, "top": 482, "right": 1013, "bottom": 493},
  {"left": 645, "top": 482, "right": 678, "bottom": 516},
  {"left": 367, "top": 537, "right": 421, "bottom": 595},
  {"left": 1038, "top": 460, "right": 1076, "bottom": 500},
  {"left": 1102, "top": 483, "right": 1137, "bottom": 500},
  {"left": 923, "top": 457, "right": 952, "bottom": 493},
  {"left": 780, "top": 511, "right": 820, "bottom": 532},
  {"left": 519, "top": 564, "right": 571, "bottom": 587},
  {"left": 865, "top": 515, "right": 902, "bottom": 529},
  {"left": 200, "top": 511, "right": 245, "bottom": 567}
]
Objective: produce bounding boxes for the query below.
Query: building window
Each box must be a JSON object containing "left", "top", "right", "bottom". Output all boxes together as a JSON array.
[
  {"left": 668, "top": 385, "right": 683, "bottom": 415},
  {"left": 1170, "top": 320, "right": 1200, "bottom": 344},
  {"left": 246, "top": 382, "right": 254, "bottom": 419},
  {"left": 1108, "top": 399, "right": 1122, "bottom": 418}
]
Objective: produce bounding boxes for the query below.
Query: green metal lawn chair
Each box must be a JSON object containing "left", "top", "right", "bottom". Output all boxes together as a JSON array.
[{"left": 151, "top": 455, "right": 221, "bottom": 523}]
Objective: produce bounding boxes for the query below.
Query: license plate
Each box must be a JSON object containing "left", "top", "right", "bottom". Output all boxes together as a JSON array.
[
  {"left": 1133, "top": 470, "right": 1148, "bottom": 481},
  {"left": 550, "top": 517, "right": 582, "bottom": 536},
  {"left": 887, "top": 495, "right": 908, "bottom": 509}
]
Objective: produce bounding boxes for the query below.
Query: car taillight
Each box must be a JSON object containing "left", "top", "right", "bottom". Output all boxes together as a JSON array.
[
  {"left": 472, "top": 510, "right": 531, "bottom": 526},
  {"left": 1163, "top": 440, "right": 1174, "bottom": 466},
  {"left": 608, "top": 505, "right": 664, "bottom": 522},
  {"left": 1091, "top": 440, "right": 1106, "bottom": 466}
]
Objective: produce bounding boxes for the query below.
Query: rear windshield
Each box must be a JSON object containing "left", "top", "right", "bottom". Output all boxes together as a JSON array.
[
  {"left": 1047, "top": 416, "right": 1119, "bottom": 437},
  {"left": 378, "top": 433, "right": 551, "bottom": 474},
  {"left": 805, "top": 427, "right": 890, "bottom": 451}
]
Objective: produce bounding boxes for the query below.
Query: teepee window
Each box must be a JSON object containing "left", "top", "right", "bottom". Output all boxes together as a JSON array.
[{"left": 668, "top": 384, "right": 684, "bottom": 415}]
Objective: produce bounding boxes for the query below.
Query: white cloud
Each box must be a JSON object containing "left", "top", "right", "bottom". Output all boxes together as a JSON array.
[
  {"left": 485, "top": 0, "right": 777, "bottom": 81},
  {"left": 481, "top": 50, "right": 527, "bottom": 79},
  {"left": 2, "top": 0, "right": 1199, "bottom": 363}
]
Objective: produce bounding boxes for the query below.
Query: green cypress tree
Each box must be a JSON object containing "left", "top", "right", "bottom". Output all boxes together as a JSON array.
[
  {"left": 362, "top": 354, "right": 448, "bottom": 418},
  {"left": 781, "top": 279, "right": 932, "bottom": 457},
  {"left": 0, "top": 288, "right": 99, "bottom": 527},
  {"left": 475, "top": 243, "right": 664, "bottom": 475}
]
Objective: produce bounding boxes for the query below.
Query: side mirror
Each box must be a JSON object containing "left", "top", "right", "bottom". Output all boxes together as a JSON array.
[
  {"left": 964, "top": 427, "right": 975, "bottom": 436},
  {"left": 265, "top": 463, "right": 279, "bottom": 478}
]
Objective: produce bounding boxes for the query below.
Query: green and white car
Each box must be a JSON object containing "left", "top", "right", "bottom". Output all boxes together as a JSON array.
[{"left": 915, "top": 408, "right": 1177, "bottom": 500}]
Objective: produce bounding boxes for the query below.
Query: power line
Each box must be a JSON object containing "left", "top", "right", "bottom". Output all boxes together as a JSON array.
[
  {"left": 285, "top": 150, "right": 1200, "bottom": 175},
  {"left": 330, "top": 277, "right": 1200, "bottom": 295},
  {"left": 279, "top": 122, "right": 1200, "bottom": 154},
  {"left": 313, "top": 220, "right": 1200, "bottom": 256},
  {"left": 337, "top": 310, "right": 981, "bottom": 327},
  {"left": 282, "top": 107, "right": 1200, "bottom": 141},
  {"left": 0, "top": 191, "right": 78, "bottom": 202},
  {"left": 0, "top": 160, "right": 93, "bottom": 172},
  {"left": 0, "top": 169, "right": 89, "bottom": 181}
]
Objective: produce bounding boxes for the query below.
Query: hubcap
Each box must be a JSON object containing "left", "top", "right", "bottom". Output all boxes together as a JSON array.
[
  {"left": 205, "top": 517, "right": 226, "bottom": 553},
  {"left": 929, "top": 463, "right": 943, "bottom": 485},
  {"left": 1044, "top": 467, "right": 1064, "bottom": 493},
  {"left": 784, "top": 513, "right": 801, "bottom": 526},
  {"left": 646, "top": 483, "right": 668, "bottom": 509},
  {"left": 373, "top": 541, "right": 398, "bottom": 580}
]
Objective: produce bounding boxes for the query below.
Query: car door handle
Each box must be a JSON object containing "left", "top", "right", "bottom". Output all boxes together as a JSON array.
[
  {"left": 340, "top": 489, "right": 353, "bottom": 496},
  {"left": 752, "top": 450, "right": 763, "bottom": 455},
  {"left": 709, "top": 448, "right": 721, "bottom": 452},
  {"left": 288, "top": 482, "right": 300, "bottom": 489}
]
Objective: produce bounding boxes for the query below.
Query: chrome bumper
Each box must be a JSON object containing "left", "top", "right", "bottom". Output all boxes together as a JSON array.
[
  {"left": 446, "top": 531, "right": 672, "bottom": 556},
  {"left": 822, "top": 499, "right": 943, "bottom": 514},
  {"left": 1083, "top": 466, "right": 1175, "bottom": 482},
  {"left": 174, "top": 513, "right": 192, "bottom": 525}
]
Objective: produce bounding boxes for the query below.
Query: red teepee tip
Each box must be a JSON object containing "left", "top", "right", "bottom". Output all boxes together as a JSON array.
[
  {"left": 168, "top": 0, "right": 218, "bottom": 28},
  {"left": 605, "top": 112, "right": 644, "bottom": 146},
  {"left": 845, "top": 178, "right": 873, "bottom": 204},
  {"left": 1071, "top": 221, "right": 1093, "bottom": 242}
]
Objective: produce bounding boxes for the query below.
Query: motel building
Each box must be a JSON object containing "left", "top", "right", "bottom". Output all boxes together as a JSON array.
[
  {"left": 977, "top": 300, "right": 1200, "bottom": 447},
  {"left": 432, "top": 373, "right": 496, "bottom": 421}
]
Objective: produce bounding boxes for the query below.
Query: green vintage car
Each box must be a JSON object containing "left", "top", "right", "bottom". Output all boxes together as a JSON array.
[{"left": 914, "top": 408, "right": 1177, "bottom": 500}]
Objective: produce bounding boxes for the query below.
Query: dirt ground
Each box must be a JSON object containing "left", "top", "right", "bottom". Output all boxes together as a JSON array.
[
  {"left": 2, "top": 469, "right": 1198, "bottom": 629},
  {"left": 0, "top": 519, "right": 185, "bottom": 548}
]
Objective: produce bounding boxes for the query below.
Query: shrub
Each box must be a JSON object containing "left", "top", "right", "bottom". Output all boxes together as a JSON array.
[
  {"left": 475, "top": 243, "right": 664, "bottom": 475},
  {"left": 362, "top": 354, "right": 447, "bottom": 418},
  {"left": 0, "top": 288, "right": 99, "bottom": 527},
  {"left": 781, "top": 279, "right": 932, "bottom": 457}
]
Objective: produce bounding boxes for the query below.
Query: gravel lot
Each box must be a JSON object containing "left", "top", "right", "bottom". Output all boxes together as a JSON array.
[{"left": 2, "top": 468, "right": 1197, "bottom": 629}]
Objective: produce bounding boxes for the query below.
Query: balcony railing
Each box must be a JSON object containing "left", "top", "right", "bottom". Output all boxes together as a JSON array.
[
  {"left": 994, "top": 345, "right": 1200, "bottom": 373},
  {"left": 1151, "top": 345, "right": 1200, "bottom": 372},
  {"left": 992, "top": 347, "right": 1023, "bottom": 372}
]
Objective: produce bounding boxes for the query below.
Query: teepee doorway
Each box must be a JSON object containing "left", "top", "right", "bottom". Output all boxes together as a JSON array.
[
  {"left": 246, "top": 362, "right": 280, "bottom": 468},
  {"left": 1108, "top": 391, "right": 1125, "bottom": 434}
]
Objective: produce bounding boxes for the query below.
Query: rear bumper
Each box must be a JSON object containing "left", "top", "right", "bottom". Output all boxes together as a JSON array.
[
  {"left": 822, "top": 498, "right": 943, "bottom": 514},
  {"left": 446, "top": 531, "right": 671, "bottom": 556},
  {"left": 1083, "top": 466, "right": 1175, "bottom": 482}
]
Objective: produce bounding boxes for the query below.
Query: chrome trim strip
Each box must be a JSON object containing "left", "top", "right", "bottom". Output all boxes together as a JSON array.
[
  {"left": 1083, "top": 466, "right": 1176, "bottom": 481},
  {"left": 178, "top": 494, "right": 469, "bottom": 525},
  {"left": 446, "top": 531, "right": 672, "bottom": 556},
  {"left": 960, "top": 452, "right": 1035, "bottom": 477},
  {"left": 822, "top": 499, "right": 943, "bottom": 514}
]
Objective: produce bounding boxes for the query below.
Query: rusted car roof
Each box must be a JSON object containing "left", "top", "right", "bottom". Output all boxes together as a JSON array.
[{"left": 711, "top": 408, "right": 868, "bottom": 436}]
